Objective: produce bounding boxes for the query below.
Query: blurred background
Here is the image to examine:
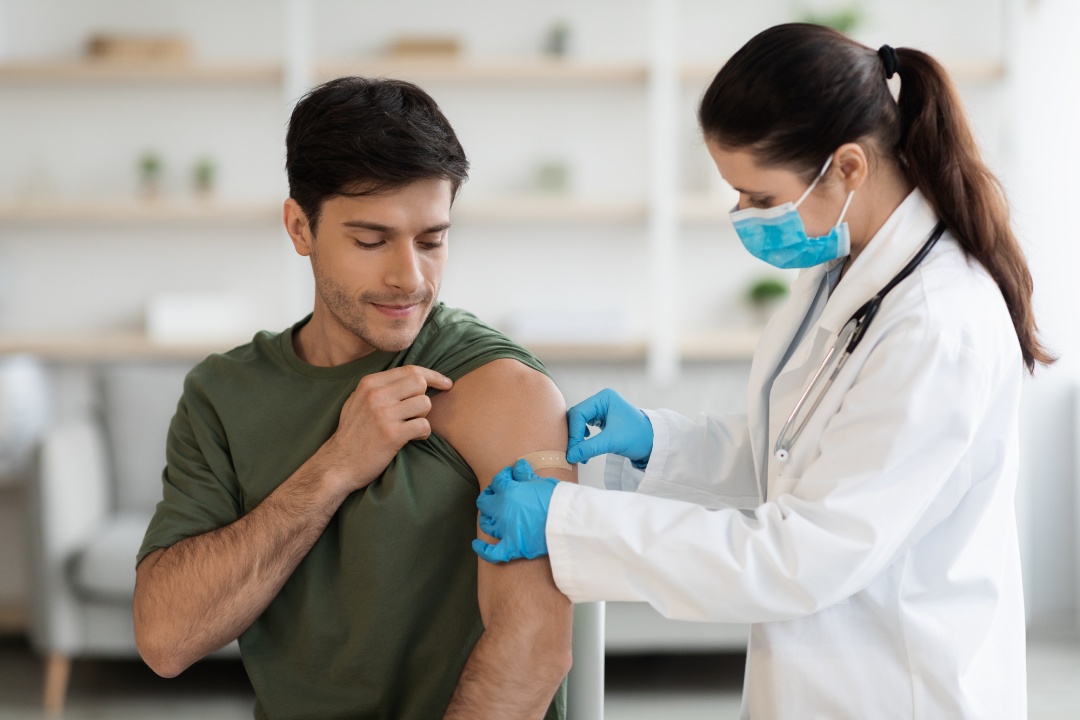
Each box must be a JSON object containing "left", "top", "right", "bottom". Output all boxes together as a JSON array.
[{"left": 0, "top": 0, "right": 1078, "bottom": 717}]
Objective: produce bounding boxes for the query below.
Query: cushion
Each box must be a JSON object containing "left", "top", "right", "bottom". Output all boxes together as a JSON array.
[{"left": 69, "top": 513, "right": 154, "bottom": 602}]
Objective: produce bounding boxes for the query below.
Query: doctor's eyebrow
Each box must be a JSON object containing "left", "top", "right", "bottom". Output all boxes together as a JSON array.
[{"left": 341, "top": 220, "right": 452, "bottom": 234}]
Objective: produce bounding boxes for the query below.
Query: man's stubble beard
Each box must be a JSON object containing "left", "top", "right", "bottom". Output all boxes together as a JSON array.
[{"left": 311, "top": 248, "right": 440, "bottom": 353}]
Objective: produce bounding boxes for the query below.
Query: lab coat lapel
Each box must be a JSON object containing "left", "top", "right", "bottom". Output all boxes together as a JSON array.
[
  {"left": 816, "top": 189, "right": 941, "bottom": 334},
  {"left": 745, "top": 265, "right": 827, "bottom": 494}
]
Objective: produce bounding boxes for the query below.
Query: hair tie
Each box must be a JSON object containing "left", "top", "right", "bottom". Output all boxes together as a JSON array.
[{"left": 878, "top": 44, "right": 899, "bottom": 79}]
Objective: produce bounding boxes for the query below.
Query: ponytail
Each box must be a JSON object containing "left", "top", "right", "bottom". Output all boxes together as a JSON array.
[
  {"left": 893, "top": 48, "right": 1053, "bottom": 372},
  {"left": 699, "top": 24, "right": 1053, "bottom": 373}
]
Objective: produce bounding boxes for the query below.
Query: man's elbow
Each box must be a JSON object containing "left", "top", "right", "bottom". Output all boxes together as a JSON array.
[
  {"left": 135, "top": 621, "right": 188, "bottom": 678},
  {"left": 133, "top": 593, "right": 192, "bottom": 678}
]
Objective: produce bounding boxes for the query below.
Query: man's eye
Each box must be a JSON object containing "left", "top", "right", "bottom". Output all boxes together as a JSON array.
[{"left": 355, "top": 239, "right": 384, "bottom": 249}]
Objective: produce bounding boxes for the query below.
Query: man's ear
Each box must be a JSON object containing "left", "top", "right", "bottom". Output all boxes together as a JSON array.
[{"left": 283, "top": 198, "right": 314, "bottom": 257}]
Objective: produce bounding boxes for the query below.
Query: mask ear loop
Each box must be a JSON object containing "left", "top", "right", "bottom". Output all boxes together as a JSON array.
[
  {"left": 836, "top": 190, "right": 855, "bottom": 225},
  {"left": 794, "top": 155, "right": 835, "bottom": 208}
]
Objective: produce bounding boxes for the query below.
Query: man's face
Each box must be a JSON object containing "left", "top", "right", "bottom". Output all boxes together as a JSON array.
[{"left": 303, "top": 178, "right": 452, "bottom": 353}]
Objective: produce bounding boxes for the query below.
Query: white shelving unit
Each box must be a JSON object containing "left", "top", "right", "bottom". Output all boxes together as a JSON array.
[
  {"left": 0, "top": 1, "right": 1015, "bottom": 371},
  {"left": 0, "top": 0, "right": 718, "bottom": 375}
]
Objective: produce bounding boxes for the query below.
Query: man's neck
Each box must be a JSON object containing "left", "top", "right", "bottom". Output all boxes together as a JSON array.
[{"left": 293, "top": 306, "right": 378, "bottom": 367}]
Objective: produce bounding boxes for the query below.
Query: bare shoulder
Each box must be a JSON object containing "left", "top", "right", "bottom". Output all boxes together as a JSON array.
[
  {"left": 428, "top": 358, "right": 574, "bottom": 487},
  {"left": 430, "top": 359, "right": 561, "bottom": 421}
]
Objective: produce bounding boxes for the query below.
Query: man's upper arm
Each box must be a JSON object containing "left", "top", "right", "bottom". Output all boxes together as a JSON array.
[
  {"left": 428, "top": 358, "right": 576, "bottom": 623},
  {"left": 138, "top": 381, "right": 241, "bottom": 567}
]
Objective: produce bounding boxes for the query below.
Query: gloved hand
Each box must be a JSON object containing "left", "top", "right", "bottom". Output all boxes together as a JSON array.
[
  {"left": 566, "top": 388, "right": 653, "bottom": 468},
  {"left": 472, "top": 459, "right": 558, "bottom": 564}
]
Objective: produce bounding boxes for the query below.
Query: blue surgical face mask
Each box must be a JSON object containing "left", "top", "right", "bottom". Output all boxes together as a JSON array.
[{"left": 729, "top": 155, "right": 855, "bottom": 270}]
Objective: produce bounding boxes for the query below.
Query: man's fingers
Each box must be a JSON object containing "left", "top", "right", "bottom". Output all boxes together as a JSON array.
[
  {"left": 358, "top": 365, "right": 453, "bottom": 394},
  {"left": 399, "top": 417, "right": 432, "bottom": 442},
  {"left": 393, "top": 394, "right": 433, "bottom": 422}
]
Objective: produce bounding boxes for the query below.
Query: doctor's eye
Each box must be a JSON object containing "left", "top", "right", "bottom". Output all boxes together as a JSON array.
[{"left": 748, "top": 196, "right": 773, "bottom": 209}]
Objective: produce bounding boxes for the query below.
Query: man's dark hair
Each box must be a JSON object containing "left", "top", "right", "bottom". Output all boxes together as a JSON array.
[{"left": 285, "top": 76, "right": 469, "bottom": 234}]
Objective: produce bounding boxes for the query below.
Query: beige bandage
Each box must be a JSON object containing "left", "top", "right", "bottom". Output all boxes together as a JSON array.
[{"left": 518, "top": 450, "right": 572, "bottom": 472}]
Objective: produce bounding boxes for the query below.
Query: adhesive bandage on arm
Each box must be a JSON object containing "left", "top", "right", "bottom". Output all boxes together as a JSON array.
[{"left": 518, "top": 450, "right": 573, "bottom": 472}]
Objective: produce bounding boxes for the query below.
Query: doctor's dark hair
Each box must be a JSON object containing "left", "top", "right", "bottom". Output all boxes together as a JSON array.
[
  {"left": 286, "top": 76, "right": 469, "bottom": 235},
  {"left": 699, "top": 23, "right": 1052, "bottom": 372}
]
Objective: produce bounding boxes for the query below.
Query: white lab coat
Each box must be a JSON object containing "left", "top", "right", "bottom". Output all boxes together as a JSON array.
[{"left": 546, "top": 190, "right": 1027, "bottom": 719}]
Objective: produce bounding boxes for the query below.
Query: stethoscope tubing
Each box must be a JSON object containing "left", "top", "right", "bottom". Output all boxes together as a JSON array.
[{"left": 772, "top": 221, "right": 947, "bottom": 463}]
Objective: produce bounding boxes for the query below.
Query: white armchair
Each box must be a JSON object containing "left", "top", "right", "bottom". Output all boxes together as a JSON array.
[{"left": 26, "top": 360, "right": 231, "bottom": 713}]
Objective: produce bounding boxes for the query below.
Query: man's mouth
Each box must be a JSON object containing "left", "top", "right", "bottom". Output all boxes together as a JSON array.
[{"left": 370, "top": 301, "right": 421, "bottom": 318}]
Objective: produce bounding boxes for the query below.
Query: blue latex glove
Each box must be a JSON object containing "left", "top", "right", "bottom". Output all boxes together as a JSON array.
[
  {"left": 565, "top": 388, "right": 653, "bottom": 468},
  {"left": 472, "top": 459, "right": 558, "bottom": 564}
]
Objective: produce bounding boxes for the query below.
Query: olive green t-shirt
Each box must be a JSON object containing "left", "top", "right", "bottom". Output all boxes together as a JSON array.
[{"left": 138, "top": 303, "right": 566, "bottom": 720}]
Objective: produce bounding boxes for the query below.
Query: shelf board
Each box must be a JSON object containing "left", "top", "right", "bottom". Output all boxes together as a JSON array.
[
  {"left": 0, "top": 59, "right": 282, "bottom": 83},
  {"left": 680, "top": 328, "right": 761, "bottom": 362},
  {"left": 0, "top": 333, "right": 244, "bottom": 361},
  {"left": 455, "top": 196, "right": 647, "bottom": 223},
  {"left": 0, "top": 196, "right": 744, "bottom": 226},
  {"left": 0, "top": 329, "right": 760, "bottom": 363},
  {"left": 681, "top": 194, "right": 731, "bottom": 223},
  {"left": 0, "top": 198, "right": 280, "bottom": 224},
  {"left": 0, "top": 57, "right": 1005, "bottom": 86},
  {"left": 318, "top": 57, "right": 648, "bottom": 83},
  {"left": 0, "top": 196, "right": 728, "bottom": 225},
  {"left": 682, "top": 58, "right": 1006, "bottom": 85}
]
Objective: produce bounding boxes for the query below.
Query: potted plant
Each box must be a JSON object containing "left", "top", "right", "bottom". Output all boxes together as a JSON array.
[
  {"left": 193, "top": 156, "right": 216, "bottom": 198},
  {"left": 746, "top": 276, "right": 790, "bottom": 324},
  {"left": 138, "top": 151, "right": 163, "bottom": 199}
]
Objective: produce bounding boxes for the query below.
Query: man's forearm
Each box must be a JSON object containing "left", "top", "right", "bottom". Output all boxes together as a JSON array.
[
  {"left": 134, "top": 453, "right": 348, "bottom": 677},
  {"left": 443, "top": 564, "right": 573, "bottom": 720}
]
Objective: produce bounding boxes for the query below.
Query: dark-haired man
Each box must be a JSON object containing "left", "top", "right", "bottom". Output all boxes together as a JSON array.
[{"left": 133, "top": 77, "right": 572, "bottom": 719}]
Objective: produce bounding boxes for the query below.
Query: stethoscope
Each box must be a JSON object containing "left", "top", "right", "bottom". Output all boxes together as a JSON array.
[{"left": 773, "top": 221, "right": 947, "bottom": 463}]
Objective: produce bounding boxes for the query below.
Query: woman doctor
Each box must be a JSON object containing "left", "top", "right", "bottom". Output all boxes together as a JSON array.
[{"left": 473, "top": 23, "right": 1052, "bottom": 720}]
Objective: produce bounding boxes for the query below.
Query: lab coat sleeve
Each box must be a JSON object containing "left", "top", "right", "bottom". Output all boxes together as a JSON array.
[
  {"left": 622, "top": 408, "right": 759, "bottom": 510},
  {"left": 547, "top": 325, "right": 991, "bottom": 623}
]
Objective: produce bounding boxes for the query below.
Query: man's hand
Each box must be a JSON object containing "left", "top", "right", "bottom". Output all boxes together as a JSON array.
[{"left": 321, "top": 365, "right": 452, "bottom": 493}]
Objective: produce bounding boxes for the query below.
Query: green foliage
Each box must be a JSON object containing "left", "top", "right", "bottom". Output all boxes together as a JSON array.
[
  {"left": 747, "top": 277, "right": 790, "bottom": 305},
  {"left": 798, "top": 5, "right": 863, "bottom": 34},
  {"left": 138, "top": 151, "right": 162, "bottom": 178},
  {"left": 193, "top": 157, "right": 216, "bottom": 191}
]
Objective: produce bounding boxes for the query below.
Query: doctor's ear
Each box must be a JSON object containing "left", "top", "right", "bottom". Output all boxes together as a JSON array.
[{"left": 832, "top": 143, "right": 870, "bottom": 193}]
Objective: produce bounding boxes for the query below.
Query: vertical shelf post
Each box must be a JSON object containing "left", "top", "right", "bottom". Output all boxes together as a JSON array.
[
  {"left": 281, "top": 0, "right": 316, "bottom": 325},
  {"left": 646, "top": 0, "right": 680, "bottom": 384}
]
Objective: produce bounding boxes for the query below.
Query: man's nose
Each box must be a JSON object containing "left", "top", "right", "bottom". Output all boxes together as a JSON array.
[{"left": 386, "top": 242, "right": 424, "bottom": 293}]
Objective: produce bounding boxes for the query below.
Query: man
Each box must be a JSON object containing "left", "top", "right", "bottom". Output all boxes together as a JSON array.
[{"left": 133, "top": 76, "right": 573, "bottom": 719}]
